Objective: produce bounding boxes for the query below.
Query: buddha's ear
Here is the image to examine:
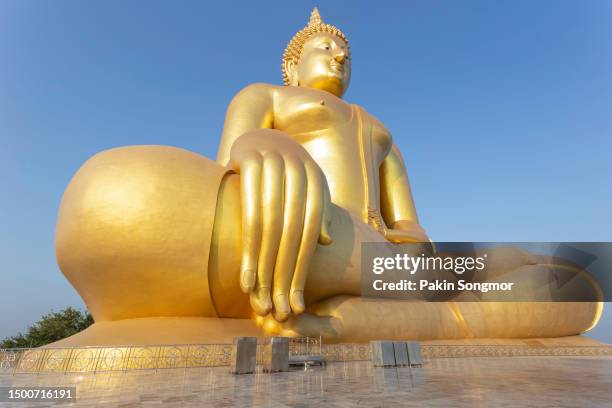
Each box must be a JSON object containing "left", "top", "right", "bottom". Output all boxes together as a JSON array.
[{"left": 284, "top": 59, "right": 299, "bottom": 86}]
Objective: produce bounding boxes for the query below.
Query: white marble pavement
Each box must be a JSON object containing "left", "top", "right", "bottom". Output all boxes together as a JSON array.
[{"left": 1, "top": 356, "right": 611, "bottom": 407}]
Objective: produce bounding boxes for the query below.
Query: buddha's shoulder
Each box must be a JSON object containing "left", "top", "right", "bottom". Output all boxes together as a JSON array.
[
  {"left": 235, "top": 83, "right": 342, "bottom": 101},
  {"left": 231, "top": 82, "right": 281, "bottom": 100}
]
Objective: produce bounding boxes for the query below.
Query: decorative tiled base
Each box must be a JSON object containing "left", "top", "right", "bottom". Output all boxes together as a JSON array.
[{"left": 2, "top": 339, "right": 610, "bottom": 373}]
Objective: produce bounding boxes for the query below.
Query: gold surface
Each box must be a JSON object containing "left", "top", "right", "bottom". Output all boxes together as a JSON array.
[
  {"left": 54, "top": 8, "right": 602, "bottom": 346},
  {"left": 56, "top": 146, "right": 226, "bottom": 321}
]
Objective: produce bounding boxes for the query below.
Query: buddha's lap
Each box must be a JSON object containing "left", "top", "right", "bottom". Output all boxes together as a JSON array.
[{"left": 55, "top": 145, "right": 602, "bottom": 331}]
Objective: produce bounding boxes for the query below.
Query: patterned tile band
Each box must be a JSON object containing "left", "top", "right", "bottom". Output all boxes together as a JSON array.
[{"left": 1, "top": 341, "right": 610, "bottom": 373}]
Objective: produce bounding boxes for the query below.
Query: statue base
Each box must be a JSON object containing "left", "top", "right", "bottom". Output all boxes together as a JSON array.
[
  {"left": 46, "top": 316, "right": 608, "bottom": 349},
  {"left": 1, "top": 316, "right": 608, "bottom": 373},
  {"left": 47, "top": 317, "right": 267, "bottom": 347}
]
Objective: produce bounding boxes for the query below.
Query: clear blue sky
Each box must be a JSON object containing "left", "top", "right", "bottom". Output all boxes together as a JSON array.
[{"left": 1, "top": 1, "right": 611, "bottom": 342}]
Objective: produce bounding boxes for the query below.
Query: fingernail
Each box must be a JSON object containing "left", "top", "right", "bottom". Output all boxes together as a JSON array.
[
  {"left": 258, "top": 287, "right": 272, "bottom": 312},
  {"left": 290, "top": 291, "right": 305, "bottom": 314},
  {"left": 250, "top": 290, "right": 272, "bottom": 316},
  {"left": 241, "top": 269, "right": 255, "bottom": 290},
  {"left": 274, "top": 294, "right": 290, "bottom": 321}
]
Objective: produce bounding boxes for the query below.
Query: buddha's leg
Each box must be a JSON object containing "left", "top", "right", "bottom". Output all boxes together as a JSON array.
[
  {"left": 58, "top": 146, "right": 602, "bottom": 344},
  {"left": 210, "top": 172, "right": 602, "bottom": 341},
  {"left": 274, "top": 297, "right": 602, "bottom": 342},
  {"left": 271, "top": 264, "right": 603, "bottom": 342}
]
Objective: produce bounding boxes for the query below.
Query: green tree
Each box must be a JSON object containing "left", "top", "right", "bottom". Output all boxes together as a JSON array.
[{"left": 1, "top": 307, "right": 93, "bottom": 349}]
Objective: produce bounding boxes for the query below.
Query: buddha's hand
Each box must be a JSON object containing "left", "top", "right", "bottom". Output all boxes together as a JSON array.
[{"left": 229, "top": 129, "right": 333, "bottom": 322}]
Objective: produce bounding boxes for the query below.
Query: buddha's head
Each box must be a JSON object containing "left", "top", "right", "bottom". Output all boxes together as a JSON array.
[{"left": 282, "top": 8, "right": 351, "bottom": 98}]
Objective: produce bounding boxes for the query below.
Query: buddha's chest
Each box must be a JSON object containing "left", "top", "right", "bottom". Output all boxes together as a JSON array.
[
  {"left": 274, "top": 89, "right": 391, "bottom": 162},
  {"left": 274, "top": 88, "right": 393, "bottom": 221},
  {"left": 274, "top": 89, "right": 352, "bottom": 134}
]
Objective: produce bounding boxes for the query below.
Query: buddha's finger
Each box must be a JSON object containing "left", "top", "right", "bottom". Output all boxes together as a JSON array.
[
  {"left": 290, "top": 163, "right": 324, "bottom": 314},
  {"left": 318, "top": 182, "right": 333, "bottom": 245},
  {"left": 279, "top": 314, "right": 341, "bottom": 340},
  {"left": 250, "top": 153, "right": 284, "bottom": 315},
  {"left": 272, "top": 157, "right": 306, "bottom": 322},
  {"left": 239, "top": 154, "right": 263, "bottom": 293}
]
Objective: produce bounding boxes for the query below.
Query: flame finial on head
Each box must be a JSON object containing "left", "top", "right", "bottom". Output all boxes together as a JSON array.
[
  {"left": 282, "top": 7, "right": 349, "bottom": 85},
  {"left": 309, "top": 7, "right": 323, "bottom": 26}
]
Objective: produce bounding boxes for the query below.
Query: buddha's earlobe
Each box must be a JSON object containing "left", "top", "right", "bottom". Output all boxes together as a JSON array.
[{"left": 284, "top": 60, "right": 299, "bottom": 86}]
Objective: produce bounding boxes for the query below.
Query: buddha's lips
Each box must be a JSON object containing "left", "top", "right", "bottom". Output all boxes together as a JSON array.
[{"left": 330, "top": 61, "right": 344, "bottom": 72}]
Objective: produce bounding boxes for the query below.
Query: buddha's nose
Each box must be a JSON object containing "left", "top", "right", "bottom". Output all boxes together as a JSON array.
[{"left": 334, "top": 53, "right": 346, "bottom": 64}]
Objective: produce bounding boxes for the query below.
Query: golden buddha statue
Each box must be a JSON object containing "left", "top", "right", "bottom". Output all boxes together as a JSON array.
[{"left": 54, "top": 8, "right": 602, "bottom": 346}]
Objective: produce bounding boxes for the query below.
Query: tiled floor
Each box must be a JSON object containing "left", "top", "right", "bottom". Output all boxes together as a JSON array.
[{"left": 1, "top": 357, "right": 611, "bottom": 407}]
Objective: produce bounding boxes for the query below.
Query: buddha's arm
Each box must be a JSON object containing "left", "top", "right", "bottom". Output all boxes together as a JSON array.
[
  {"left": 216, "top": 83, "right": 275, "bottom": 165},
  {"left": 214, "top": 83, "right": 333, "bottom": 323},
  {"left": 379, "top": 144, "right": 429, "bottom": 242}
]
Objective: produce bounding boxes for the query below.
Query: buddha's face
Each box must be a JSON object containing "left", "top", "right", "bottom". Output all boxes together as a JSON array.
[{"left": 289, "top": 32, "right": 351, "bottom": 97}]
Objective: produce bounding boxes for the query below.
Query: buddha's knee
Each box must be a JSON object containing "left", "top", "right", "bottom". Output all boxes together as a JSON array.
[{"left": 56, "top": 145, "right": 228, "bottom": 321}]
